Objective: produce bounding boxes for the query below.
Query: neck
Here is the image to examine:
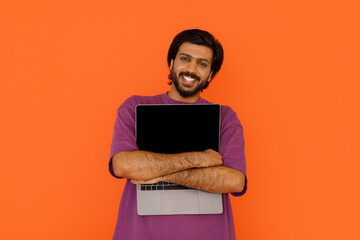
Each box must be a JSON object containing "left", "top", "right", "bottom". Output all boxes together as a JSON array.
[{"left": 167, "top": 85, "right": 200, "bottom": 103}]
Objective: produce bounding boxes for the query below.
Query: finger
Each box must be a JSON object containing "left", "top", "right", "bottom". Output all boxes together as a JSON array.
[
  {"left": 142, "top": 179, "right": 159, "bottom": 184},
  {"left": 131, "top": 179, "right": 156, "bottom": 184},
  {"left": 131, "top": 179, "right": 145, "bottom": 184}
]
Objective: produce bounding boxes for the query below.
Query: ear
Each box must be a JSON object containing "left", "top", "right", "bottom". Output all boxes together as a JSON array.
[
  {"left": 170, "top": 59, "right": 174, "bottom": 70},
  {"left": 207, "top": 71, "right": 213, "bottom": 82}
]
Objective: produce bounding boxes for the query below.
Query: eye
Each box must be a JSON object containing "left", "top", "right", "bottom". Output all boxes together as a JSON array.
[
  {"left": 180, "top": 56, "right": 190, "bottom": 62},
  {"left": 198, "top": 61, "right": 208, "bottom": 68}
]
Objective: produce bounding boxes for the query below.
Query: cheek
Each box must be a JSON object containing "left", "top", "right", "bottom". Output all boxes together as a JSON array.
[
  {"left": 200, "top": 69, "right": 211, "bottom": 79},
  {"left": 173, "top": 62, "right": 185, "bottom": 71}
]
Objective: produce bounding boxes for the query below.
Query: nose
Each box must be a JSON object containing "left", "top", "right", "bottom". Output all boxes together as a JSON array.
[{"left": 187, "top": 60, "right": 198, "bottom": 73}]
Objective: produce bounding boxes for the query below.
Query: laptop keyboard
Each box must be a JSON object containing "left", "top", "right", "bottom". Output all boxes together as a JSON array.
[{"left": 140, "top": 181, "right": 193, "bottom": 191}]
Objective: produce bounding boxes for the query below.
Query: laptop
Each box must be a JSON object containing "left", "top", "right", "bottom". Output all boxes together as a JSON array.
[{"left": 136, "top": 104, "right": 223, "bottom": 215}]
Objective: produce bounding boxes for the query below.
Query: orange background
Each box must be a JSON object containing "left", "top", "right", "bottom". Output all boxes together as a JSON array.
[{"left": 1, "top": 0, "right": 359, "bottom": 239}]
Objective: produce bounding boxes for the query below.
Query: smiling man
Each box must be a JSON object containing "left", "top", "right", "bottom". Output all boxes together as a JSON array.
[
  {"left": 169, "top": 42, "right": 213, "bottom": 100},
  {"left": 109, "top": 29, "right": 247, "bottom": 240}
]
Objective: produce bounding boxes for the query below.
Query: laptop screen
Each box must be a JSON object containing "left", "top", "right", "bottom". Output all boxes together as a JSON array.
[{"left": 136, "top": 104, "right": 220, "bottom": 154}]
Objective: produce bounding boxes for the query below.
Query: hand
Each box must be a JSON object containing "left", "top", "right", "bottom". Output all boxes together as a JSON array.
[
  {"left": 131, "top": 177, "right": 164, "bottom": 185},
  {"left": 203, "top": 149, "right": 223, "bottom": 166}
]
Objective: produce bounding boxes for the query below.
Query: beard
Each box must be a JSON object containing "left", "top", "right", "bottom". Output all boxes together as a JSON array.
[{"left": 170, "top": 69, "right": 210, "bottom": 98}]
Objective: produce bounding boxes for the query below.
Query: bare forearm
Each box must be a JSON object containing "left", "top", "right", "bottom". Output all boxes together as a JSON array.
[
  {"left": 162, "top": 166, "right": 245, "bottom": 194},
  {"left": 112, "top": 149, "right": 222, "bottom": 180}
]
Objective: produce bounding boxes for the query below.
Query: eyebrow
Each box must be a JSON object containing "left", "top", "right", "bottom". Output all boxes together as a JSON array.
[{"left": 178, "top": 53, "right": 211, "bottom": 64}]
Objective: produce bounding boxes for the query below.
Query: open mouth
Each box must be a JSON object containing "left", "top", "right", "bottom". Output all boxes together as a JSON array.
[
  {"left": 180, "top": 72, "right": 200, "bottom": 86},
  {"left": 183, "top": 75, "right": 195, "bottom": 82}
]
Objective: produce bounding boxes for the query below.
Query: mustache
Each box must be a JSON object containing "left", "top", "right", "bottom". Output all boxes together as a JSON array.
[{"left": 179, "top": 72, "right": 201, "bottom": 82}]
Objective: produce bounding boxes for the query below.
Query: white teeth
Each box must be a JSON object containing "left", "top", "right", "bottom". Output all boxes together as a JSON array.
[{"left": 184, "top": 76, "right": 195, "bottom": 82}]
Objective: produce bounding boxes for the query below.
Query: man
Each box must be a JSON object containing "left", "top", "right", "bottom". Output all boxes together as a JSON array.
[{"left": 109, "top": 29, "right": 247, "bottom": 240}]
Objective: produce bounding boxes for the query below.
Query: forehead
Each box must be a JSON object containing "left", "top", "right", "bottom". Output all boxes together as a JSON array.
[{"left": 177, "top": 42, "right": 213, "bottom": 62}]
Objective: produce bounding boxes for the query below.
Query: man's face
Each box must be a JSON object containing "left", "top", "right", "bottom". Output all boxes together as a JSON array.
[{"left": 170, "top": 42, "right": 213, "bottom": 98}]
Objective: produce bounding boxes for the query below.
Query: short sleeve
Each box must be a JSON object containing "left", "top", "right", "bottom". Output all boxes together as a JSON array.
[
  {"left": 219, "top": 106, "right": 247, "bottom": 197},
  {"left": 109, "top": 96, "right": 139, "bottom": 178}
]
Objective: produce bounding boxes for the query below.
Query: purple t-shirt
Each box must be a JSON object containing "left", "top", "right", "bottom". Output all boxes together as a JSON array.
[{"left": 109, "top": 93, "right": 247, "bottom": 240}]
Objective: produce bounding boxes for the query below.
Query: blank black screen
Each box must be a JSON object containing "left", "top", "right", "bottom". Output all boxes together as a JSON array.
[{"left": 136, "top": 104, "right": 220, "bottom": 154}]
